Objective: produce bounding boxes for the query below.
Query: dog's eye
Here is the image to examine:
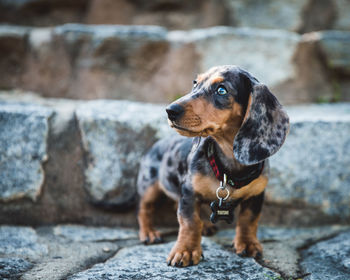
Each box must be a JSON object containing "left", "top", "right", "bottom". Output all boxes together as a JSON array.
[
  {"left": 193, "top": 80, "right": 198, "bottom": 87},
  {"left": 216, "top": 86, "right": 227, "bottom": 95}
]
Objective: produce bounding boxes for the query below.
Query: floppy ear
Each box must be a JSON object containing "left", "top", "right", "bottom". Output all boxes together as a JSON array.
[{"left": 233, "top": 84, "right": 289, "bottom": 165}]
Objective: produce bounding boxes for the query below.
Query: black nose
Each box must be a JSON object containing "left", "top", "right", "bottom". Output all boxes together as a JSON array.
[{"left": 166, "top": 103, "right": 184, "bottom": 121}]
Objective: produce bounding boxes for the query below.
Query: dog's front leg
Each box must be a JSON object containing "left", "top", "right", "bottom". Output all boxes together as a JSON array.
[
  {"left": 234, "top": 191, "right": 264, "bottom": 258},
  {"left": 167, "top": 186, "right": 203, "bottom": 267}
]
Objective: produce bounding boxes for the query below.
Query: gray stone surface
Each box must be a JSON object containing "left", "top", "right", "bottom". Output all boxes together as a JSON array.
[
  {"left": 0, "top": 103, "right": 52, "bottom": 202},
  {"left": 215, "top": 225, "right": 349, "bottom": 279},
  {"left": 68, "top": 237, "right": 279, "bottom": 280},
  {"left": 21, "top": 238, "right": 119, "bottom": 280},
  {"left": 53, "top": 225, "right": 137, "bottom": 242},
  {"left": 0, "top": 226, "right": 48, "bottom": 261},
  {"left": 301, "top": 230, "right": 350, "bottom": 280},
  {"left": 76, "top": 100, "right": 173, "bottom": 206},
  {"left": 169, "top": 27, "right": 300, "bottom": 91},
  {"left": 317, "top": 31, "right": 350, "bottom": 74},
  {"left": 0, "top": 257, "right": 33, "bottom": 279},
  {"left": 224, "top": 0, "right": 306, "bottom": 31},
  {"left": 268, "top": 103, "right": 350, "bottom": 220},
  {"left": 1, "top": 24, "right": 350, "bottom": 104},
  {"left": 1, "top": 225, "right": 350, "bottom": 280}
]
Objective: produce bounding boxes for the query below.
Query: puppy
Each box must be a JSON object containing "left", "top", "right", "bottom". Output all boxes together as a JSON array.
[{"left": 137, "top": 65, "right": 289, "bottom": 267}]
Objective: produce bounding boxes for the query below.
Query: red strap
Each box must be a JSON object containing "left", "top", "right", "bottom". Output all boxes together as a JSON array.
[{"left": 209, "top": 155, "right": 222, "bottom": 181}]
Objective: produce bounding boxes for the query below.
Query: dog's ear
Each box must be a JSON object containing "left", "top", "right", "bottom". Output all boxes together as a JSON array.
[{"left": 233, "top": 84, "right": 289, "bottom": 165}]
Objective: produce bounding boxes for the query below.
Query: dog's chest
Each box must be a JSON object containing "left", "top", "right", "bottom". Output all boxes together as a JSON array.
[{"left": 192, "top": 173, "right": 268, "bottom": 202}]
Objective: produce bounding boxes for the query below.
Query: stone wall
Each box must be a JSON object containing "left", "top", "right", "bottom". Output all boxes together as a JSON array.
[
  {"left": 1, "top": 92, "right": 349, "bottom": 227},
  {"left": 1, "top": 0, "right": 350, "bottom": 32},
  {"left": 1, "top": 24, "right": 350, "bottom": 104}
]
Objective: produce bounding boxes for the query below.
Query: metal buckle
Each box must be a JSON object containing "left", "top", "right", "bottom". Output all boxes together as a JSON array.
[{"left": 216, "top": 174, "right": 230, "bottom": 201}]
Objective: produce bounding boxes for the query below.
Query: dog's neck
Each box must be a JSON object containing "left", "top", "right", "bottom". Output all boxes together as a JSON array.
[{"left": 211, "top": 126, "right": 246, "bottom": 173}]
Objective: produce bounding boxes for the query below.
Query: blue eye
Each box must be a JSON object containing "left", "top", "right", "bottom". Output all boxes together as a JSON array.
[{"left": 216, "top": 86, "right": 227, "bottom": 95}]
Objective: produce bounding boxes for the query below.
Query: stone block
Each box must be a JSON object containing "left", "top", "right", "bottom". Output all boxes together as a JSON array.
[
  {"left": 224, "top": 0, "right": 306, "bottom": 31},
  {"left": 169, "top": 27, "right": 300, "bottom": 99},
  {"left": 0, "top": 258, "right": 33, "bottom": 279},
  {"left": 0, "top": 226, "right": 48, "bottom": 261},
  {"left": 268, "top": 104, "right": 350, "bottom": 220},
  {"left": 68, "top": 237, "right": 279, "bottom": 279},
  {"left": 0, "top": 102, "right": 52, "bottom": 202},
  {"left": 76, "top": 100, "right": 173, "bottom": 207},
  {"left": 294, "top": 31, "right": 350, "bottom": 103},
  {"left": 0, "top": 25, "right": 28, "bottom": 89},
  {"left": 53, "top": 225, "right": 137, "bottom": 242},
  {"left": 300, "top": 230, "right": 350, "bottom": 279}
]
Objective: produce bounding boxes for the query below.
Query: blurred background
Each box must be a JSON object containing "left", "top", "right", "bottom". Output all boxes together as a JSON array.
[{"left": 0, "top": 0, "right": 349, "bottom": 228}]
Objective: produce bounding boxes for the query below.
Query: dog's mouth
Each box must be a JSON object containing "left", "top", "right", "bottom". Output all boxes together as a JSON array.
[
  {"left": 168, "top": 120, "right": 214, "bottom": 137},
  {"left": 171, "top": 123, "right": 196, "bottom": 133}
]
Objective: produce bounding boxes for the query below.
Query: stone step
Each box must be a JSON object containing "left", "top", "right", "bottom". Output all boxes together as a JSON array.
[
  {"left": 0, "top": 92, "right": 349, "bottom": 226},
  {"left": 1, "top": 24, "right": 350, "bottom": 104},
  {"left": 0, "top": 0, "right": 349, "bottom": 32},
  {"left": 0, "top": 225, "right": 349, "bottom": 279}
]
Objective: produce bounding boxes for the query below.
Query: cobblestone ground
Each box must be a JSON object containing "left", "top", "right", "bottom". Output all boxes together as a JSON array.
[{"left": 0, "top": 225, "right": 349, "bottom": 280}]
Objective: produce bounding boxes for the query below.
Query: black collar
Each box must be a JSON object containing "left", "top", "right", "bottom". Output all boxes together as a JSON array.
[{"left": 206, "top": 139, "right": 264, "bottom": 189}]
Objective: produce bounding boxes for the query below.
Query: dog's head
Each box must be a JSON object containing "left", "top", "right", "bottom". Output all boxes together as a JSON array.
[{"left": 166, "top": 65, "right": 289, "bottom": 165}]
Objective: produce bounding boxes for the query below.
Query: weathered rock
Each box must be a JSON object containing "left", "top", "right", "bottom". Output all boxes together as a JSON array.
[
  {"left": 318, "top": 31, "right": 350, "bottom": 74},
  {"left": 334, "top": 0, "right": 350, "bottom": 31},
  {"left": 0, "top": 93, "right": 176, "bottom": 227},
  {"left": 69, "top": 237, "right": 279, "bottom": 280},
  {"left": 53, "top": 224, "right": 137, "bottom": 242},
  {"left": 0, "top": 0, "right": 228, "bottom": 30},
  {"left": 214, "top": 225, "right": 349, "bottom": 279},
  {"left": 85, "top": 0, "right": 229, "bottom": 30},
  {"left": 2, "top": 24, "right": 350, "bottom": 104},
  {"left": 298, "top": 0, "right": 337, "bottom": 33},
  {"left": 268, "top": 104, "right": 350, "bottom": 221},
  {"left": 76, "top": 100, "right": 173, "bottom": 207},
  {"left": 0, "top": 226, "right": 48, "bottom": 261},
  {"left": 0, "top": 93, "right": 349, "bottom": 226},
  {"left": 0, "top": 0, "right": 89, "bottom": 26},
  {"left": 224, "top": 0, "right": 306, "bottom": 32},
  {"left": 0, "top": 102, "right": 52, "bottom": 202},
  {"left": 168, "top": 26, "right": 300, "bottom": 104},
  {"left": 293, "top": 31, "right": 350, "bottom": 103},
  {"left": 0, "top": 25, "right": 29, "bottom": 90},
  {"left": 21, "top": 236, "right": 119, "bottom": 280},
  {"left": 0, "top": 225, "right": 119, "bottom": 280},
  {"left": 0, "top": 257, "right": 33, "bottom": 279},
  {"left": 300, "top": 230, "right": 350, "bottom": 279},
  {"left": 2, "top": 0, "right": 350, "bottom": 34}
]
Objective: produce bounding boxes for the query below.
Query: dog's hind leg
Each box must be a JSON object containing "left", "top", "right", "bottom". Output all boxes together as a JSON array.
[{"left": 138, "top": 181, "right": 163, "bottom": 244}]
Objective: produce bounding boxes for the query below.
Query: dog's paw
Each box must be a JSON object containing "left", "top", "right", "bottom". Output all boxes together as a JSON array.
[
  {"left": 166, "top": 243, "right": 202, "bottom": 267},
  {"left": 233, "top": 237, "right": 263, "bottom": 259},
  {"left": 139, "top": 228, "right": 163, "bottom": 245},
  {"left": 201, "top": 221, "right": 217, "bottom": 236}
]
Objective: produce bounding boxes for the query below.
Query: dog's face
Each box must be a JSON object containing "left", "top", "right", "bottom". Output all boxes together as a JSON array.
[{"left": 166, "top": 65, "right": 289, "bottom": 165}]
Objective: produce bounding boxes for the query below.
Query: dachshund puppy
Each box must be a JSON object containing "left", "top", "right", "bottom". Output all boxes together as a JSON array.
[{"left": 137, "top": 65, "right": 289, "bottom": 267}]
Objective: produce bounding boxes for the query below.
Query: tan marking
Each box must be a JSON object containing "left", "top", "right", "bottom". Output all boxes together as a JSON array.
[
  {"left": 192, "top": 173, "right": 268, "bottom": 202},
  {"left": 192, "top": 174, "right": 218, "bottom": 201},
  {"left": 242, "top": 93, "right": 252, "bottom": 123},
  {"left": 231, "top": 175, "right": 268, "bottom": 200},
  {"left": 167, "top": 202, "right": 203, "bottom": 267},
  {"left": 210, "top": 76, "right": 224, "bottom": 85},
  {"left": 138, "top": 182, "right": 163, "bottom": 243}
]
